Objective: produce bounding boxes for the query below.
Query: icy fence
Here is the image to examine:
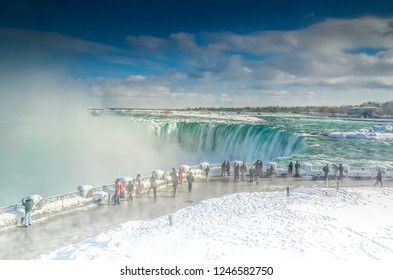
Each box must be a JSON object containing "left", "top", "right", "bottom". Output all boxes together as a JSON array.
[{"left": 0, "top": 164, "right": 205, "bottom": 232}]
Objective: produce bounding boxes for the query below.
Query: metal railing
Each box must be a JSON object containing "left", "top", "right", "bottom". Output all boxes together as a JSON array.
[{"left": 0, "top": 164, "right": 205, "bottom": 231}]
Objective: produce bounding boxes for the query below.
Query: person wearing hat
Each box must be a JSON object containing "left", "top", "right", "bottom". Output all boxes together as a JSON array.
[{"left": 21, "top": 196, "right": 34, "bottom": 226}]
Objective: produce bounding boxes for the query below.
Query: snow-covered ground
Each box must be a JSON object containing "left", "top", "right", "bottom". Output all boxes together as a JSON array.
[{"left": 36, "top": 186, "right": 393, "bottom": 261}]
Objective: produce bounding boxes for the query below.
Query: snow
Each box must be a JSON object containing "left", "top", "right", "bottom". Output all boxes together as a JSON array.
[
  {"left": 36, "top": 186, "right": 393, "bottom": 261},
  {"left": 328, "top": 124, "right": 393, "bottom": 139}
]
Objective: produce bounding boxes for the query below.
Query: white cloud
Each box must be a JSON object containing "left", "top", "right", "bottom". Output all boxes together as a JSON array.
[
  {"left": 169, "top": 32, "right": 197, "bottom": 50},
  {"left": 109, "top": 17, "right": 393, "bottom": 106},
  {"left": 126, "top": 32, "right": 198, "bottom": 52},
  {"left": 202, "top": 17, "right": 393, "bottom": 83},
  {"left": 125, "top": 35, "right": 169, "bottom": 49},
  {"left": 242, "top": 67, "right": 253, "bottom": 75},
  {"left": 126, "top": 75, "right": 146, "bottom": 82},
  {"left": 377, "top": 49, "right": 393, "bottom": 64},
  {"left": 0, "top": 27, "right": 125, "bottom": 55}
]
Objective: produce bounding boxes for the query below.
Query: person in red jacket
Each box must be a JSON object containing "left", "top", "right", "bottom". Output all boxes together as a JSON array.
[
  {"left": 178, "top": 168, "right": 184, "bottom": 186},
  {"left": 119, "top": 180, "right": 125, "bottom": 198}
]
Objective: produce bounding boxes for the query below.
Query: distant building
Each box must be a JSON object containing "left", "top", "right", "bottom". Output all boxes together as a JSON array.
[{"left": 346, "top": 107, "right": 377, "bottom": 118}]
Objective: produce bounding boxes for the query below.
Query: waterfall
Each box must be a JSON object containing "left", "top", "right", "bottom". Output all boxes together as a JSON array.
[{"left": 156, "top": 122, "right": 306, "bottom": 162}]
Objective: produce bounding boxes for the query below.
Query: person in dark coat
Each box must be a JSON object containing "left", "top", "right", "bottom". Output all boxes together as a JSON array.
[
  {"left": 338, "top": 163, "right": 344, "bottom": 180},
  {"left": 126, "top": 179, "right": 134, "bottom": 201},
  {"left": 249, "top": 166, "right": 255, "bottom": 182},
  {"left": 171, "top": 168, "right": 179, "bottom": 197},
  {"left": 226, "top": 161, "right": 230, "bottom": 176},
  {"left": 148, "top": 175, "right": 158, "bottom": 202},
  {"left": 288, "top": 161, "right": 293, "bottom": 176},
  {"left": 294, "top": 161, "right": 300, "bottom": 177},
  {"left": 323, "top": 164, "right": 329, "bottom": 179},
  {"left": 205, "top": 165, "right": 210, "bottom": 182},
  {"left": 234, "top": 163, "right": 240, "bottom": 182},
  {"left": 253, "top": 160, "right": 263, "bottom": 181},
  {"left": 267, "top": 165, "right": 274, "bottom": 179},
  {"left": 221, "top": 161, "right": 226, "bottom": 176},
  {"left": 186, "top": 171, "right": 195, "bottom": 192},
  {"left": 240, "top": 162, "right": 247, "bottom": 181},
  {"left": 21, "top": 196, "right": 34, "bottom": 226},
  {"left": 375, "top": 169, "right": 383, "bottom": 187}
]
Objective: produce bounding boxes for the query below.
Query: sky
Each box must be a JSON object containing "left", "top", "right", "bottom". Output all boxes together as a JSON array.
[{"left": 1, "top": 0, "right": 393, "bottom": 109}]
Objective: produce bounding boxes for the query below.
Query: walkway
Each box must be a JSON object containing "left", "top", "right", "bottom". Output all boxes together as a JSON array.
[{"left": 0, "top": 176, "right": 388, "bottom": 259}]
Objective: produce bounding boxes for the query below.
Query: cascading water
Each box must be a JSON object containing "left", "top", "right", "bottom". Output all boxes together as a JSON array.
[{"left": 155, "top": 122, "right": 306, "bottom": 162}]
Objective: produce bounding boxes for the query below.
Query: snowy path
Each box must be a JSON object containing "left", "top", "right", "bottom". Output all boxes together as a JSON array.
[
  {"left": 37, "top": 186, "right": 393, "bottom": 261},
  {"left": 1, "top": 177, "right": 392, "bottom": 260},
  {"left": 0, "top": 177, "right": 286, "bottom": 259}
]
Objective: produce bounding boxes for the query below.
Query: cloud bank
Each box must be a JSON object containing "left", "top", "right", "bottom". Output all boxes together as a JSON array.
[{"left": 1, "top": 16, "right": 393, "bottom": 108}]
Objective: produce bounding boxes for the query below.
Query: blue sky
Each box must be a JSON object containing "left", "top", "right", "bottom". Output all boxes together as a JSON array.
[{"left": 1, "top": 0, "right": 393, "bottom": 109}]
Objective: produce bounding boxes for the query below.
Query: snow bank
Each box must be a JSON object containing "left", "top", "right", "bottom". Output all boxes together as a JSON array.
[
  {"left": 328, "top": 124, "right": 393, "bottom": 139},
  {"left": 36, "top": 187, "right": 393, "bottom": 260}
]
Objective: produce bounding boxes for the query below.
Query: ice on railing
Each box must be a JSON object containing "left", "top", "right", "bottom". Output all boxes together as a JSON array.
[
  {"left": 77, "top": 185, "right": 94, "bottom": 198},
  {"left": 0, "top": 192, "right": 95, "bottom": 232},
  {"left": 152, "top": 170, "right": 165, "bottom": 180},
  {"left": 180, "top": 165, "right": 191, "bottom": 173}
]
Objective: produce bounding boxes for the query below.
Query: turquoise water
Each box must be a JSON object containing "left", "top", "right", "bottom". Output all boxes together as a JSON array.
[
  {"left": 258, "top": 114, "right": 392, "bottom": 168},
  {"left": 1, "top": 110, "right": 392, "bottom": 207}
]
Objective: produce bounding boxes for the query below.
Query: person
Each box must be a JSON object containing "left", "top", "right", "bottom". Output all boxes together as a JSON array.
[
  {"left": 288, "top": 161, "right": 293, "bottom": 176},
  {"left": 221, "top": 161, "right": 226, "bottom": 176},
  {"left": 338, "top": 163, "right": 344, "bottom": 180},
  {"left": 253, "top": 160, "right": 263, "bottom": 181},
  {"left": 148, "top": 175, "right": 158, "bottom": 201},
  {"left": 234, "top": 163, "right": 240, "bottom": 182},
  {"left": 375, "top": 169, "right": 383, "bottom": 187},
  {"left": 249, "top": 165, "right": 255, "bottom": 182},
  {"left": 294, "top": 161, "right": 300, "bottom": 177},
  {"left": 126, "top": 179, "right": 134, "bottom": 201},
  {"left": 113, "top": 179, "right": 121, "bottom": 205},
  {"left": 226, "top": 160, "right": 230, "bottom": 176},
  {"left": 119, "top": 179, "right": 126, "bottom": 198},
  {"left": 267, "top": 165, "right": 274, "bottom": 179},
  {"left": 323, "top": 164, "right": 329, "bottom": 179},
  {"left": 135, "top": 174, "right": 144, "bottom": 195},
  {"left": 171, "top": 168, "right": 179, "bottom": 197},
  {"left": 21, "top": 196, "right": 34, "bottom": 227},
  {"left": 240, "top": 162, "right": 247, "bottom": 181},
  {"left": 178, "top": 168, "right": 184, "bottom": 186},
  {"left": 332, "top": 164, "right": 339, "bottom": 179},
  {"left": 205, "top": 165, "right": 210, "bottom": 182},
  {"left": 186, "top": 171, "right": 195, "bottom": 192}
]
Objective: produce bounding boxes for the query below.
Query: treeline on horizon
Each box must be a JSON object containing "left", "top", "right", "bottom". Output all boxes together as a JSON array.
[{"left": 186, "top": 100, "right": 393, "bottom": 116}]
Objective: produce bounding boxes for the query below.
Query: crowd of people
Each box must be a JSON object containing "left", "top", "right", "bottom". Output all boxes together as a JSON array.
[
  {"left": 221, "top": 160, "right": 275, "bottom": 184},
  {"left": 21, "top": 160, "right": 386, "bottom": 226},
  {"left": 110, "top": 167, "right": 197, "bottom": 205}
]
